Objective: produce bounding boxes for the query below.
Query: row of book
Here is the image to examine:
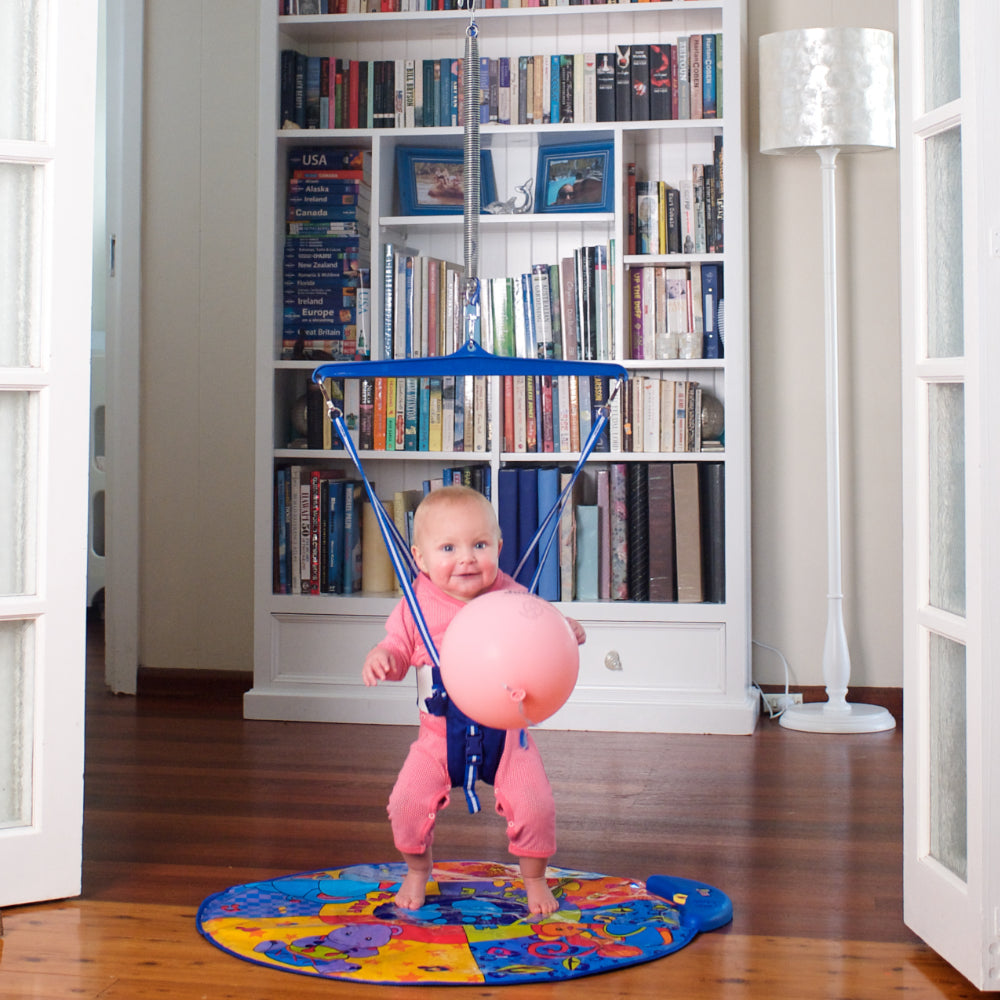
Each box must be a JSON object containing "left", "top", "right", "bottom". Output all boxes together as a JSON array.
[
  {"left": 280, "top": 37, "right": 720, "bottom": 131},
  {"left": 496, "top": 462, "right": 724, "bottom": 603},
  {"left": 273, "top": 460, "right": 724, "bottom": 605},
  {"left": 274, "top": 464, "right": 491, "bottom": 595},
  {"left": 298, "top": 370, "right": 722, "bottom": 455},
  {"left": 283, "top": 147, "right": 372, "bottom": 360},
  {"left": 380, "top": 245, "right": 616, "bottom": 368},
  {"left": 626, "top": 138, "right": 724, "bottom": 256},
  {"left": 300, "top": 374, "right": 494, "bottom": 452},
  {"left": 282, "top": 1, "right": 703, "bottom": 13},
  {"left": 628, "top": 262, "right": 723, "bottom": 361}
]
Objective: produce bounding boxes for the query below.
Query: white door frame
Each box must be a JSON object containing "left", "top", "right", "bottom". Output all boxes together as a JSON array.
[
  {"left": 103, "top": 0, "right": 142, "bottom": 695},
  {"left": 900, "top": 0, "right": 1000, "bottom": 990},
  {"left": 0, "top": 0, "right": 99, "bottom": 907}
]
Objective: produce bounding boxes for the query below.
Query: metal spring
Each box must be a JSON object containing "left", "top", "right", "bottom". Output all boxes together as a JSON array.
[{"left": 462, "top": 11, "right": 480, "bottom": 296}]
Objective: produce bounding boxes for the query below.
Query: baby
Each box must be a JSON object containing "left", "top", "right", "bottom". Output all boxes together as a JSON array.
[{"left": 362, "top": 484, "right": 585, "bottom": 915}]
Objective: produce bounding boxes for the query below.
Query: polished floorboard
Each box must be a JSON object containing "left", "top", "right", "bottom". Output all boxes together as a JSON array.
[{"left": 0, "top": 622, "right": 985, "bottom": 998}]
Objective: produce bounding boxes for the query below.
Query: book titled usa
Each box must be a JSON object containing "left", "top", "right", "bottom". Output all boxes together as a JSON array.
[{"left": 287, "top": 147, "right": 365, "bottom": 173}]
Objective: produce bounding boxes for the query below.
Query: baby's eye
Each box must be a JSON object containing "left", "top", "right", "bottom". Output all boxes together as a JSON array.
[
  {"left": 474, "top": 541, "right": 489, "bottom": 550},
  {"left": 441, "top": 543, "right": 454, "bottom": 553}
]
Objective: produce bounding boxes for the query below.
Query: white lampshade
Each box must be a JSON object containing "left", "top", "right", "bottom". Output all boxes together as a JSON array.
[{"left": 759, "top": 27, "right": 896, "bottom": 154}]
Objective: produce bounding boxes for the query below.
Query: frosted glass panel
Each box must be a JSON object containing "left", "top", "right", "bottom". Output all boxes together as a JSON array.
[
  {"left": 0, "top": 619, "right": 34, "bottom": 829},
  {"left": 0, "top": 162, "right": 44, "bottom": 367},
  {"left": 0, "top": 392, "right": 38, "bottom": 597},
  {"left": 924, "top": 0, "right": 960, "bottom": 111},
  {"left": 928, "top": 633, "right": 967, "bottom": 881},
  {"left": 925, "top": 128, "right": 963, "bottom": 359},
  {"left": 927, "top": 383, "right": 965, "bottom": 616},
  {"left": 0, "top": 0, "right": 45, "bottom": 141}
]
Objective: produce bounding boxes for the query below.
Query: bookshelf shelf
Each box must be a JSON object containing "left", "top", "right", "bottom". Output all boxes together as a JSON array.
[{"left": 248, "top": 0, "right": 754, "bottom": 734}]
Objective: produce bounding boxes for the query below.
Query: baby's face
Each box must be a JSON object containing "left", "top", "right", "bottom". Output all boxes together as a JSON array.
[{"left": 412, "top": 500, "right": 501, "bottom": 602}]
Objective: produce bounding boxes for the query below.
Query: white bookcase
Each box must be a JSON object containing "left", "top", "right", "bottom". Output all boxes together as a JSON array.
[{"left": 245, "top": 0, "right": 755, "bottom": 734}]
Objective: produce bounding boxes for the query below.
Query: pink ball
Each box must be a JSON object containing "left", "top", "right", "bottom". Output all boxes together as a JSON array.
[{"left": 439, "top": 591, "right": 580, "bottom": 729}]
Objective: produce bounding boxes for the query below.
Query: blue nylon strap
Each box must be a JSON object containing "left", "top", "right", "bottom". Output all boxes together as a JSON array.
[
  {"left": 326, "top": 407, "right": 440, "bottom": 668},
  {"left": 313, "top": 339, "right": 628, "bottom": 382}
]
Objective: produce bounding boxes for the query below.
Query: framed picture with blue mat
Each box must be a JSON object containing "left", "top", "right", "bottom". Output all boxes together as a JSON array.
[
  {"left": 197, "top": 861, "right": 732, "bottom": 986},
  {"left": 397, "top": 146, "right": 498, "bottom": 216},
  {"left": 535, "top": 141, "right": 614, "bottom": 213}
]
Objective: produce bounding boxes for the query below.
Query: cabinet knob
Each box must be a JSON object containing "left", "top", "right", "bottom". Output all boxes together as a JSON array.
[{"left": 604, "top": 651, "right": 623, "bottom": 672}]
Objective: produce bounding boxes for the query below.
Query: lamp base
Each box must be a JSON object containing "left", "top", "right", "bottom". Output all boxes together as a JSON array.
[{"left": 779, "top": 701, "right": 896, "bottom": 734}]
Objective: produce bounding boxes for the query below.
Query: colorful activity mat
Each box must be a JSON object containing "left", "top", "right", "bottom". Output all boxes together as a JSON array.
[{"left": 196, "top": 860, "right": 732, "bottom": 986}]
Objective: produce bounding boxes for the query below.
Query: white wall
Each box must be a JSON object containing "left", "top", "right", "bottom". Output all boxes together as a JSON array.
[
  {"left": 137, "top": 0, "right": 903, "bottom": 689},
  {"left": 748, "top": 0, "right": 902, "bottom": 688},
  {"left": 139, "top": 1, "right": 258, "bottom": 672}
]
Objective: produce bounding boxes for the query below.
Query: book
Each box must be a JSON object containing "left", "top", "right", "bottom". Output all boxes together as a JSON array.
[
  {"left": 497, "top": 467, "right": 519, "bottom": 578},
  {"left": 361, "top": 499, "right": 396, "bottom": 593},
  {"left": 609, "top": 463, "right": 629, "bottom": 600},
  {"left": 574, "top": 504, "right": 599, "bottom": 601},
  {"left": 596, "top": 466, "right": 610, "bottom": 601},
  {"left": 536, "top": 466, "right": 561, "bottom": 601},
  {"left": 649, "top": 43, "right": 672, "bottom": 120},
  {"left": 672, "top": 463, "right": 703, "bottom": 603},
  {"left": 558, "top": 468, "right": 577, "bottom": 602},
  {"left": 646, "top": 463, "right": 675, "bottom": 601},
  {"left": 342, "top": 481, "right": 364, "bottom": 593},
  {"left": 614, "top": 45, "right": 632, "bottom": 121},
  {"left": 626, "top": 463, "right": 649, "bottom": 601},
  {"left": 700, "top": 462, "right": 725, "bottom": 603},
  {"left": 325, "top": 479, "right": 347, "bottom": 594},
  {"left": 700, "top": 263, "right": 723, "bottom": 359},
  {"left": 630, "top": 44, "right": 650, "bottom": 122},
  {"left": 595, "top": 52, "right": 616, "bottom": 122},
  {"left": 516, "top": 467, "right": 539, "bottom": 586}
]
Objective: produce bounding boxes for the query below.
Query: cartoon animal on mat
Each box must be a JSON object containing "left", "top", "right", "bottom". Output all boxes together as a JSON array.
[{"left": 254, "top": 922, "right": 401, "bottom": 972}]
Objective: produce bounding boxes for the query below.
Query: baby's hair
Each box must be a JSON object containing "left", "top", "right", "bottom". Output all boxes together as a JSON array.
[{"left": 412, "top": 485, "right": 500, "bottom": 545}]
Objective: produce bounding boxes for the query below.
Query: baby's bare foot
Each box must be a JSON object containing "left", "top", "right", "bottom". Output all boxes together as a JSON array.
[
  {"left": 394, "top": 868, "right": 429, "bottom": 910},
  {"left": 523, "top": 875, "right": 559, "bottom": 915}
]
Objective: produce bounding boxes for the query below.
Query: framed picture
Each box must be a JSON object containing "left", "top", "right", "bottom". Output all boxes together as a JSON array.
[
  {"left": 396, "top": 146, "right": 498, "bottom": 216},
  {"left": 535, "top": 141, "right": 614, "bottom": 213}
]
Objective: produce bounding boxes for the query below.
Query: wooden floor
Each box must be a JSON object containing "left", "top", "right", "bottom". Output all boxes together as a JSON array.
[{"left": 0, "top": 621, "right": 985, "bottom": 998}]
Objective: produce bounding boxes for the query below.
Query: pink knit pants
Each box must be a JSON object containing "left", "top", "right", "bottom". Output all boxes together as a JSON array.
[{"left": 387, "top": 712, "right": 556, "bottom": 859}]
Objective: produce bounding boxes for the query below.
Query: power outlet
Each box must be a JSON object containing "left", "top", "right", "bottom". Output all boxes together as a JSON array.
[{"left": 763, "top": 692, "right": 803, "bottom": 712}]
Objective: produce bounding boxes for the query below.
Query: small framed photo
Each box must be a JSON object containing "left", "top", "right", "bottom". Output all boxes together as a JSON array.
[
  {"left": 535, "top": 141, "right": 614, "bottom": 213},
  {"left": 396, "top": 146, "right": 498, "bottom": 216}
]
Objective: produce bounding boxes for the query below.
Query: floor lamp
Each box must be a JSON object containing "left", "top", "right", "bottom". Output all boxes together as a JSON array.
[{"left": 759, "top": 27, "right": 897, "bottom": 734}]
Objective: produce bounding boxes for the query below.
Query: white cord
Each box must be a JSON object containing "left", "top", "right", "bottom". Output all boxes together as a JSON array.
[{"left": 752, "top": 639, "right": 793, "bottom": 719}]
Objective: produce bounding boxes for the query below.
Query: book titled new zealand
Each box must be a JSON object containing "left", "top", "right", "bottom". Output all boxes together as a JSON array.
[{"left": 609, "top": 463, "right": 629, "bottom": 600}]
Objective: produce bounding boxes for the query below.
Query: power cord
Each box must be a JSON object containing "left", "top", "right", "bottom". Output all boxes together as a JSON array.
[{"left": 752, "top": 639, "right": 795, "bottom": 719}]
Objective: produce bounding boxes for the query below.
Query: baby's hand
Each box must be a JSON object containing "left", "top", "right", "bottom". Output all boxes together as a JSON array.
[
  {"left": 566, "top": 616, "right": 586, "bottom": 645},
  {"left": 362, "top": 647, "right": 394, "bottom": 687}
]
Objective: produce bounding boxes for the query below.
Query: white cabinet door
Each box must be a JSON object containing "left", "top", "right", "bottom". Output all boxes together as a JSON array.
[
  {"left": 899, "top": 0, "right": 1000, "bottom": 989},
  {"left": 0, "top": 0, "right": 98, "bottom": 906}
]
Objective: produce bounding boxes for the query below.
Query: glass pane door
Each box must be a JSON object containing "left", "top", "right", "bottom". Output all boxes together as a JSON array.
[{"left": 0, "top": 0, "right": 98, "bottom": 906}]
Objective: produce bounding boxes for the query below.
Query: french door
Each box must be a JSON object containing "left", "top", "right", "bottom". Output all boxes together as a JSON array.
[
  {"left": 0, "top": 0, "right": 98, "bottom": 905},
  {"left": 900, "top": 0, "right": 1000, "bottom": 990}
]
